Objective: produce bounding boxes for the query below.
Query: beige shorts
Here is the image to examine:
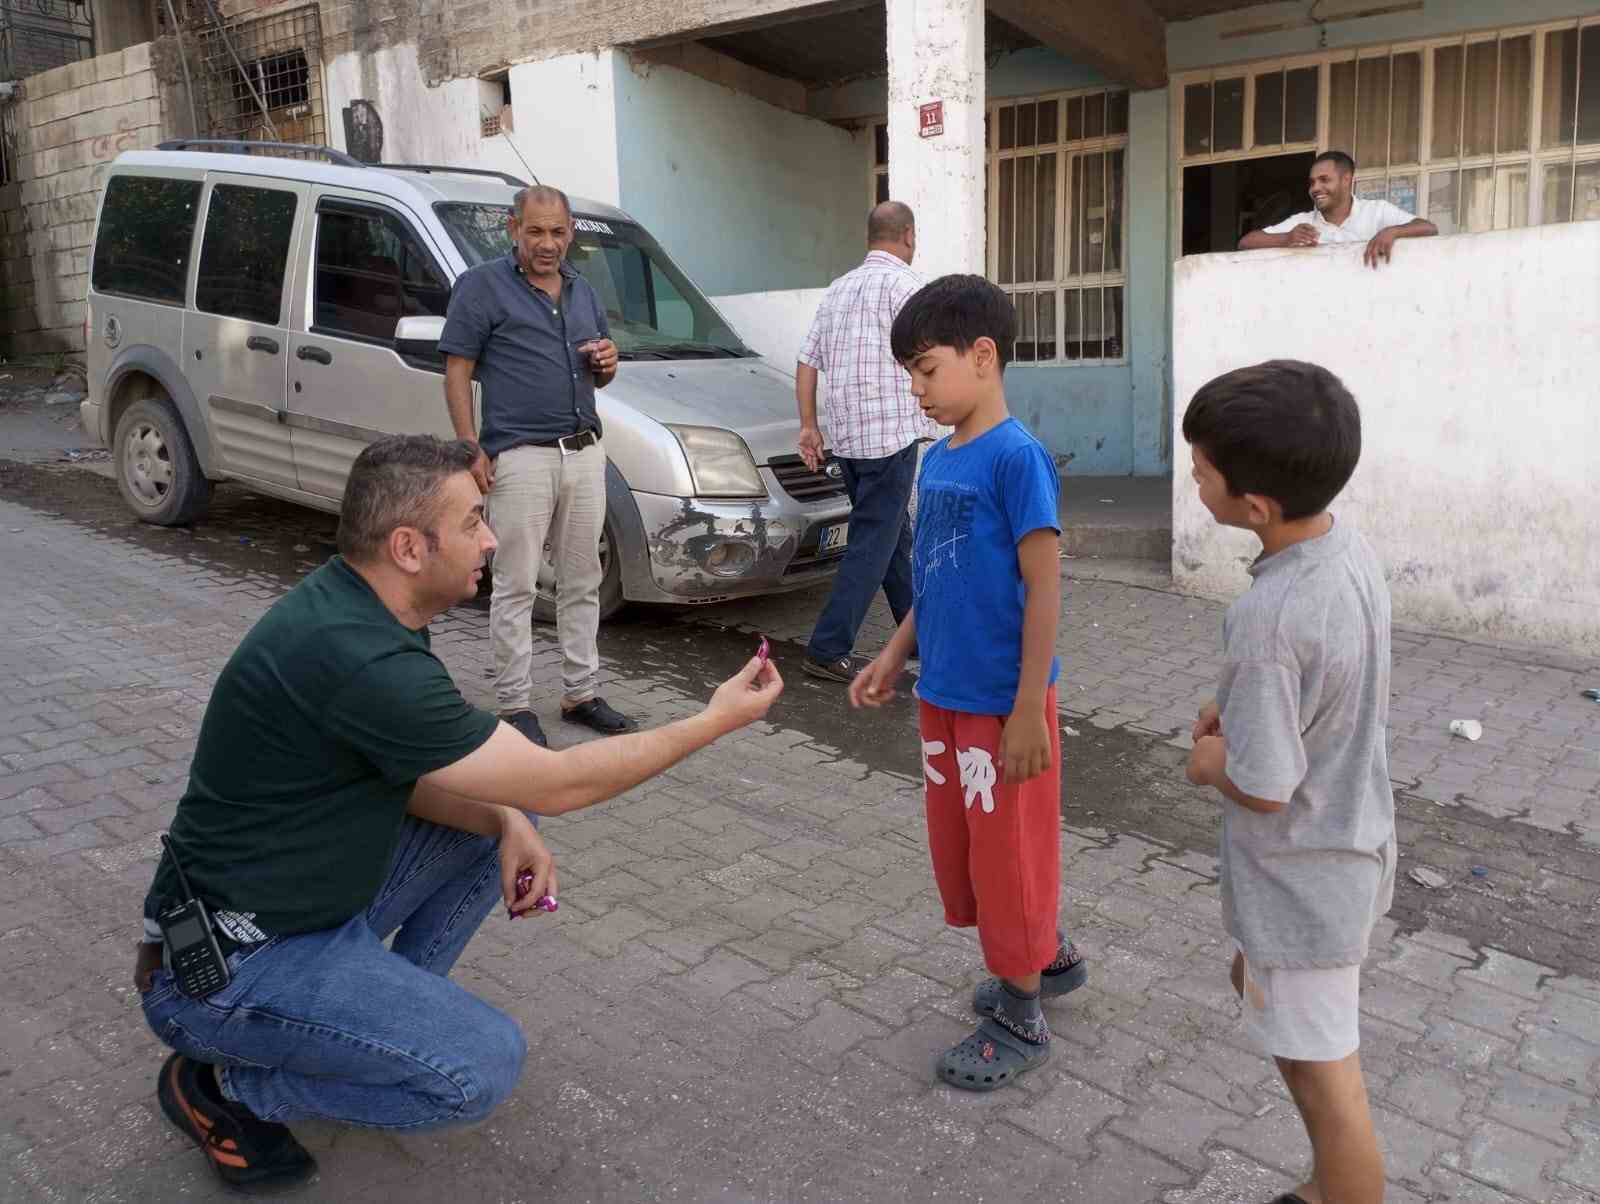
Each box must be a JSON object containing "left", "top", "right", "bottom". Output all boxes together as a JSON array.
[{"left": 1233, "top": 942, "right": 1361, "bottom": 1063}]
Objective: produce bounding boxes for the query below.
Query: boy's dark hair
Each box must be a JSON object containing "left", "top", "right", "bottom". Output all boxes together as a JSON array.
[
  {"left": 338, "top": 434, "right": 479, "bottom": 562},
  {"left": 1313, "top": 149, "right": 1356, "bottom": 175},
  {"left": 890, "top": 274, "right": 1015, "bottom": 369},
  {"left": 1182, "top": 360, "right": 1361, "bottom": 520}
]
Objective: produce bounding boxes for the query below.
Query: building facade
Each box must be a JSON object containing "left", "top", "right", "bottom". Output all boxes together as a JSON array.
[{"left": 3, "top": 0, "right": 1599, "bottom": 483}]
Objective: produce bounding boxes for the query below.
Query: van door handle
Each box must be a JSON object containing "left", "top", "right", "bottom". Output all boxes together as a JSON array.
[
  {"left": 246, "top": 335, "right": 280, "bottom": 355},
  {"left": 296, "top": 345, "right": 332, "bottom": 365}
]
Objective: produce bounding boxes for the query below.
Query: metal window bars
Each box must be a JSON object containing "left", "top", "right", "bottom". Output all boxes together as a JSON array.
[
  {"left": 0, "top": 0, "right": 94, "bottom": 82},
  {"left": 181, "top": 2, "right": 327, "bottom": 150}
]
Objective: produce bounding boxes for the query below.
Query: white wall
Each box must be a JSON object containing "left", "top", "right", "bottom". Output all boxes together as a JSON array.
[
  {"left": 322, "top": 44, "right": 620, "bottom": 206},
  {"left": 711, "top": 288, "right": 825, "bottom": 372},
  {"left": 711, "top": 287, "right": 837, "bottom": 415},
  {"left": 1172, "top": 225, "right": 1600, "bottom": 655},
  {"left": 613, "top": 58, "right": 862, "bottom": 297},
  {"left": 506, "top": 52, "right": 621, "bottom": 206}
]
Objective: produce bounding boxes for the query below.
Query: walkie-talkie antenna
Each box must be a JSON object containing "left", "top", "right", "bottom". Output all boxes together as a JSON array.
[{"left": 161, "top": 834, "right": 200, "bottom": 902}]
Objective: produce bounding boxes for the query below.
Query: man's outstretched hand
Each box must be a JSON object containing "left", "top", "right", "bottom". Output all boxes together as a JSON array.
[{"left": 705, "top": 655, "right": 784, "bottom": 735}]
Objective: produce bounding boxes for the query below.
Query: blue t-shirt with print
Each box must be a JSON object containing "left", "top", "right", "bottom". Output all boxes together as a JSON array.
[{"left": 913, "top": 417, "right": 1061, "bottom": 716}]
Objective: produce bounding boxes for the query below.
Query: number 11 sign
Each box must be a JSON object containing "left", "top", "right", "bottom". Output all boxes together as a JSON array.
[{"left": 919, "top": 101, "right": 944, "bottom": 138}]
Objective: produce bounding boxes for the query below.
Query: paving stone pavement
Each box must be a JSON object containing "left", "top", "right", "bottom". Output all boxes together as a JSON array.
[{"left": 2, "top": 474, "right": 1600, "bottom": 1204}]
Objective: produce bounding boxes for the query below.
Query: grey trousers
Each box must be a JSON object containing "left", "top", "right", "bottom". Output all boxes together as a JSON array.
[{"left": 487, "top": 441, "right": 605, "bottom": 710}]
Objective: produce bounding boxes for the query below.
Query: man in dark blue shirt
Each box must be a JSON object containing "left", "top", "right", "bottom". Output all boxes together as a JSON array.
[{"left": 441, "top": 185, "right": 637, "bottom": 743}]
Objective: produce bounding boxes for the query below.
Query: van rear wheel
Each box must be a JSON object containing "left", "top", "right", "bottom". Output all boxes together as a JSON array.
[{"left": 113, "top": 396, "right": 212, "bottom": 526}]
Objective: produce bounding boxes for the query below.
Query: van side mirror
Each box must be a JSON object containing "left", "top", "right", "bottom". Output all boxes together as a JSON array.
[{"left": 394, "top": 315, "right": 447, "bottom": 369}]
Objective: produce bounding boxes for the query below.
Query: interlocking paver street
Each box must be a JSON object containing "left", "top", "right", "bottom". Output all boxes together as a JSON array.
[{"left": 2, "top": 455, "right": 1599, "bottom": 1203}]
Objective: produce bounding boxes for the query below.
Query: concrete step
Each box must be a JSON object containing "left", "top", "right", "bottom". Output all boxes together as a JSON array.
[
  {"left": 1058, "top": 475, "right": 1172, "bottom": 563},
  {"left": 1061, "top": 555, "right": 1175, "bottom": 591}
]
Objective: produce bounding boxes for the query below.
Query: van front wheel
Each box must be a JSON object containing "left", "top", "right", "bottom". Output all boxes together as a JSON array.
[
  {"left": 113, "top": 396, "right": 212, "bottom": 526},
  {"left": 532, "top": 517, "right": 625, "bottom": 624}
]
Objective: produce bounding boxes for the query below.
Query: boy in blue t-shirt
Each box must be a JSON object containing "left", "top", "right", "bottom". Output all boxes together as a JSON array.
[{"left": 851, "top": 275, "right": 1086, "bottom": 1091}]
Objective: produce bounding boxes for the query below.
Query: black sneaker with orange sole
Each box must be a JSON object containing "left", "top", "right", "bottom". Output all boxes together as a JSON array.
[{"left": 157, "top": 1053, "right": 316, "bottom": 1193}]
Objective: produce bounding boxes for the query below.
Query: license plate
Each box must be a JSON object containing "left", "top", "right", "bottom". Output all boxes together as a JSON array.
[{"left": 819, "top": 523, "right": 849, "bottom": 553}]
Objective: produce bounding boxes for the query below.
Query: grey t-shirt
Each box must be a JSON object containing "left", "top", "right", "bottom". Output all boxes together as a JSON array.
[{"left": 1217, "top": 518, "right": 1396, "bottom": 970}]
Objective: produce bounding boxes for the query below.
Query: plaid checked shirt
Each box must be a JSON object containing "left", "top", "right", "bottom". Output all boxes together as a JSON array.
[{"left": 797, "top": 251, "right": 938, "bottom": 461}]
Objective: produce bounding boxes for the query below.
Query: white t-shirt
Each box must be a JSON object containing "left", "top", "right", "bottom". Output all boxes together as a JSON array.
[{"left": 1264, "top": 197, "right": 1418, "bottom": 244}]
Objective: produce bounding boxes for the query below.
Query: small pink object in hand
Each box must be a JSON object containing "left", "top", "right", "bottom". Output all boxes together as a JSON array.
[
  {"left": 510, "top": 869, "right": 558, "bottom": 919},
  {"left": 756, "top": 636, "right": 770, "bottom": 664}
]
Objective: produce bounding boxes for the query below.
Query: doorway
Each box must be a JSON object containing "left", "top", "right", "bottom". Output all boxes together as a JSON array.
[{"left": 1182, "top": 151, "right": 1316, "bottom": 255}]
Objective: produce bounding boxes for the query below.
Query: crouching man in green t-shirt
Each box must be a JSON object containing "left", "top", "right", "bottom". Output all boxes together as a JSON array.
[{"left": 133, "top": 435, "right": 783, "bottom": 1192}]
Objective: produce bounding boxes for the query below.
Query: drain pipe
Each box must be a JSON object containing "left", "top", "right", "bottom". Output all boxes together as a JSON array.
[{"left": 161, "top": 0, "right": 201, "bottom": 137}]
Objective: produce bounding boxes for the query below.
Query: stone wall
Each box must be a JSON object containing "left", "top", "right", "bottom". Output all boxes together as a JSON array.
[{"left": 0, "top": 42, "right": 190, "bottom": 357}]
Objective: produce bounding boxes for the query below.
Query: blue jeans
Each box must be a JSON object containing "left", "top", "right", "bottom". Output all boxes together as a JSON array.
[
  {"left": 140, "top": 818, "right": 526, "bottom": 1130},
  {"left": 808, "top": 442, "right": 919, "bottom": 662}
]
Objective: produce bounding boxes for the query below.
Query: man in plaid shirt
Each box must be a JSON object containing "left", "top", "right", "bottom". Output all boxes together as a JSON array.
[{"left": 796, "top": 201, "right": 937, "bottom": 682}]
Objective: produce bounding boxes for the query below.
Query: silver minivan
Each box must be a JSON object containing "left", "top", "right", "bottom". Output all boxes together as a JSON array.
[{"left": 80, "top": 142, "right": 850, "bottom": 617}]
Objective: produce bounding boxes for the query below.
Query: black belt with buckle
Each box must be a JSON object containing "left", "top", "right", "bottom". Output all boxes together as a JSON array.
[{"left": 531, "top": 428, "right": 599, "bottom": 454}]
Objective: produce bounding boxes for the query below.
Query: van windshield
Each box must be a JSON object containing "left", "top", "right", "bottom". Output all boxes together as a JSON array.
[{"left": 435, "top": 203, "right": 751, "bottom": 361}]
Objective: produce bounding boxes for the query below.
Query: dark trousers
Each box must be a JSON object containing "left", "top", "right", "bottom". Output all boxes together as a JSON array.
[{"left": 807, "top": 442, "right": 919, "bottom": 662}]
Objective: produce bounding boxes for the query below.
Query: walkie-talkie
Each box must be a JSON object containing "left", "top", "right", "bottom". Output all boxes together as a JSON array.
[{"left": 157, "top": 833, "right": 231, "bottom": 998}]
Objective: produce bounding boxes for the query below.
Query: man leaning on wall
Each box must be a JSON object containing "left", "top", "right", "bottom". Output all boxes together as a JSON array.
[{"left": 1240, "top": 150, "right": 1436, "bottom": 268}]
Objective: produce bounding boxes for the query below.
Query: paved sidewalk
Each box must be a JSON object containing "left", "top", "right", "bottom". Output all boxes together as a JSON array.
[{"left": 2, "top": 466, "right": 1599, "bottom": 1203}]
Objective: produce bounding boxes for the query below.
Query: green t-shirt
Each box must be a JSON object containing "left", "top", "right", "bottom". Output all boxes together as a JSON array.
[{"left": 143, "top": 557, "right": 498, "bottom": 936}]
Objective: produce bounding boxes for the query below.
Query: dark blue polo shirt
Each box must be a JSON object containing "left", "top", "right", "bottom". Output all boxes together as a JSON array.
[{"left": 438, "top": 256, "right": 609, "bottom": 457}]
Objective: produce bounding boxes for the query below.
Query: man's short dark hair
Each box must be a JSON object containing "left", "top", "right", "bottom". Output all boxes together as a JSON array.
[
  {"left": 891, "top": 274, "right": 1016, "bottom": 369},
  {"left": 511, "top": 184, "right": 572, "bottom": 222},
  {"left": 1313, "top": 150, "right": 1356, "bottom": 175},
  {"left": 1182, "top": 360, "right": 1361, "bottom": 520},
  {"left": 868, "top": 200, "right": 914, "bottom": 243},
  {"left": 338, "top": 435, "right": 480, "bottom": 562}
]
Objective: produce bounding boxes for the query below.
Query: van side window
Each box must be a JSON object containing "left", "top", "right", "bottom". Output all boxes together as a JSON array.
[
  {"left": 91, "top": 175, "right": 203, "bottom": 305},
  {"left": 195, "top": 184, "right": 298, "bottom": 325},
  {"left": 313, "top": 205, "right": 450, "bottom": 342}
]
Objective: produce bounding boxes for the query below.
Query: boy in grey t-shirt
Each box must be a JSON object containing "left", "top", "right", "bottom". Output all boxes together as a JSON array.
[{"left": 1182, "top": 360, "right": 1394, "bottom": 1204}]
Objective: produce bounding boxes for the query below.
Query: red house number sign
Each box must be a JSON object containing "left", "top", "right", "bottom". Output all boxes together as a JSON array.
[{"left": 919, "top": 101, "right": 944, "bottom": 138}]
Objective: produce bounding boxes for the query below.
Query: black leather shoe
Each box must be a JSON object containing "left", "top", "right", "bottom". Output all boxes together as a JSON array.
[
  {"left": 502, "top": 709, "right": 549, "bottom": 748},
  {"left": 561, "top": 697, "right": 637, "bottom": 735}
]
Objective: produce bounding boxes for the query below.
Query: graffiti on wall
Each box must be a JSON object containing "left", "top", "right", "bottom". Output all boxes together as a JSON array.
[{"left": 89, "top": 117, "right": 145, "bottom": 161}]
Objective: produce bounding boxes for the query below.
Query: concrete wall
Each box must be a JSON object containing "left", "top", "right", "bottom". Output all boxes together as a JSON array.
[
  {"left": 320, "top": 42, "right": 621, "bottom": 205},
  {"left": 90, "top": 0, "right": 157, "bottom": 55},
  {"left": 613, "top": 55, "right": 862, "bottom": 297},
  {"left": 1171, "top": 225, "right": 1600, "bottom": 655},
  {"left": 320, "top": 41, "right": 861, "bottom": 298},
  {"left": 0, "top": 43, "right": 186, "bottom": 357},
  {"left": 711, "top": 287, "right": 825, "bottom": 372}
]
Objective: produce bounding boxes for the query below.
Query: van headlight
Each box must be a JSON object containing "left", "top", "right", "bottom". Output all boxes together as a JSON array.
[{"left": 665, "top": 425, "right": 765, "bottom": 499}]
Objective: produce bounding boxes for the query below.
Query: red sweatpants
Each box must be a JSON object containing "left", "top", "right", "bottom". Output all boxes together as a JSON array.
[{"left": 919, "top": 687, "right": 1061, "bottom": 979}]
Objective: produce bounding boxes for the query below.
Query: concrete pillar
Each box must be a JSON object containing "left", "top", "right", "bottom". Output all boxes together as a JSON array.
[{"left": 885, "top": 0, "right": 985, "bottom": 283}]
